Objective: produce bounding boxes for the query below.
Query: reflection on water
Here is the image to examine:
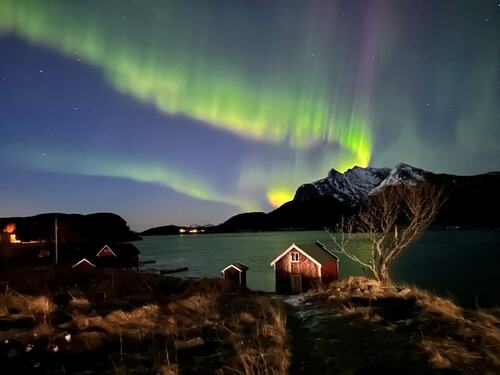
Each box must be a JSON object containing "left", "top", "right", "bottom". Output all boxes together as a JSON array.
[{"left": 135, "top": 230, "right": 500, "bottom": 307}]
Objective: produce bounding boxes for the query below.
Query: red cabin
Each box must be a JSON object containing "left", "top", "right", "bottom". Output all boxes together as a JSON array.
[
  {"left": 96, "top": 245, "right": 117, "bottom": 257},
  {"left": 94, "top": 243, "right": 140, "bottom": 270},
  {"left": 72, "top": 258, "right": 96, "bottom": 270},
  {"left": 72, "top": 243, "right": 141, "bottom": 271},
  {"left": 221, "top": 262, "right": 249, "bottom": 288},
  {"left": 270, "top": 241, "right": 339, "bottom": 294}
]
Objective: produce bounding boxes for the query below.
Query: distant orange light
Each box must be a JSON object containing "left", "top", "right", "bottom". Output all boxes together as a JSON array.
[{"left": 4, "top": 223, "right": 16, "bottom": 234}]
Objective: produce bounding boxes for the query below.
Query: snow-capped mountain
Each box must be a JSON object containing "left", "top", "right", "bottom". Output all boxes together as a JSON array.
[
  {"left": 218, "top": 163, "right": 500, "bottom": 231},
  {"left": 294, "top": 163, "right": 432, "bottom": 206}
]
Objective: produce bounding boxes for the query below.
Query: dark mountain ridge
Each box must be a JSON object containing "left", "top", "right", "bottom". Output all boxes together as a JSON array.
[{"left": 212, "top": 163, "right": 500, "bottom": 233}]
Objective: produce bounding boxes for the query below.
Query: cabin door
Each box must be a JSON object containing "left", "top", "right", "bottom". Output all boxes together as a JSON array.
[{"left": 291, "top": 274, "right": 302, "bottom": 294}]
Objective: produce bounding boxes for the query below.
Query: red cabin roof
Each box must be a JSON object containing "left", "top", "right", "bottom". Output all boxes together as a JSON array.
[{"left": 270, "top": 241, "right": 337, "bottom": 267}]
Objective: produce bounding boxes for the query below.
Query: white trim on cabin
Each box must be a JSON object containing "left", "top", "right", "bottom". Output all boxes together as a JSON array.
[
  {"left": 291, "top": 251, "right": 300, "bottom": 262},
  {"left": 221, "top": 263, "right": 247, "bottom": 274},
  {"left": 270, "top": 243, "right": 323, "bottom": 268},
  {"left": 72, "top": 258, "right": 96, "bottom": 268},
  {"left": 96, "top": 245, "right": 117, "bottom": 257}
]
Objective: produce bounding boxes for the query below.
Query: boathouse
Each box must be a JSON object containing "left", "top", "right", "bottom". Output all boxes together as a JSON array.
[
  {"left": 72, "top": 243, "right": 141, "bottom": 270},
  {"left": 72, "top": 258, "right": 96, "bottom": 270},
  {"left": 94, "top": 243, "right": 140, "bottom": 270},
  {"left": 221, "top": 262, "right": 249, "bottom": 288},
  {"left": 270, "top": 241, "right": 339, "bottom": 294}
]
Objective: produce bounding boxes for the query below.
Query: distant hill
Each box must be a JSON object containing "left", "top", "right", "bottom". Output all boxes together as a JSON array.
[
  {"left": 0, "top": 212, "right": 140, "bottom": 244},
  {"left": 141, "top": 225, "right": 182, "bottom": 236}
]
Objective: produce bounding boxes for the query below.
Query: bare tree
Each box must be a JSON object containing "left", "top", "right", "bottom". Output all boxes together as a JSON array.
[{"left": 330, "top": 183, "right": 444, "bottom": 283}]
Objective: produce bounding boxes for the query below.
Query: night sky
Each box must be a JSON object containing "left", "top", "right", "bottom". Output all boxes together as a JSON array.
[{"left": 0, "top": 0, "right": 499, "bottom": 230}]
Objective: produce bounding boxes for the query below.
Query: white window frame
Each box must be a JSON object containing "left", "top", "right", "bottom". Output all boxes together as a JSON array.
[{"left": 291, "top": 251, "right": 300, "bottom": 263}]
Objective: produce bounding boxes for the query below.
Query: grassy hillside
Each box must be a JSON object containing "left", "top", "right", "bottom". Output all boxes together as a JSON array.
[{"left": 287, "top": 277, "right": 500, "bottom": 374}]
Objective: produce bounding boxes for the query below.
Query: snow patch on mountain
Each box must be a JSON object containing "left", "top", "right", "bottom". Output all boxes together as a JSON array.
[
  {"left": 294, "top": 163, "right": 432, "bottom": 206},
  {"left": 295, "top": 166, "right": 391, "bottom": 205},
  {"left": 369, "top": 163, "right": 432, "bottom": 195}
]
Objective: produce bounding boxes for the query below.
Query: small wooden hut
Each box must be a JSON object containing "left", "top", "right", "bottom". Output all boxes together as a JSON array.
[
  {"left": 221, "top": 262, "right": 249, "bottom": 288},
  {"left": 270, "top": 241, "right": 339, "bottom": 294}
]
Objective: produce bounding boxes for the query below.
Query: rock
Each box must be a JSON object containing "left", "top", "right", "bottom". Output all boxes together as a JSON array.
[
  {"left": 6, "top": 347, "right": 21, "bottom": 359},
  {"left": 47, "top": 343, "right": 59, "bottom": 353}
]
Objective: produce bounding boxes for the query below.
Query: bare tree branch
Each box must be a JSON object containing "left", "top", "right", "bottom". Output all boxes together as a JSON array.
[{"left": 328, "top": 182, "right": 444, "bottom": 283}]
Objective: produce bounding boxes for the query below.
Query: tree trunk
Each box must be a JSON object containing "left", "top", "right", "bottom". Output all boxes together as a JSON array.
[{"left": 377, "top": 262, "right": 391, "bottom": 284}]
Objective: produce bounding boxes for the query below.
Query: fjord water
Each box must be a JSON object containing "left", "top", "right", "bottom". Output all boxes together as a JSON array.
[{"left": 135, "top": 230, "right": 500, "bottom": 307}]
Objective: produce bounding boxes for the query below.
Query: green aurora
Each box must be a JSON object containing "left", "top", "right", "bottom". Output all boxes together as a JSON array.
[
  {"left": 1, "top": 0, "right": 498, "bottom": 216},
  {"left": 0, "top": 0, "right": 374, "bottom": 208}
]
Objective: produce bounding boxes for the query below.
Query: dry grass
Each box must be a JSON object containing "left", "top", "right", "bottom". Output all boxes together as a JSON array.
[
  {"left": 306, "top": 276, "right": 500, "bottom": 373},
  {"left": 0, "top": 267, "right": 290, "bottom": 374},
  {"left": 222, "top": 297, "right": 290, "bottom": 375}
]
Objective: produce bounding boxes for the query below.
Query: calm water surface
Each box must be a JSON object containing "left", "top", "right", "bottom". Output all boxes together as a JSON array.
[{"left": 134, "top": 230, "right": 500, "bottom": 307}]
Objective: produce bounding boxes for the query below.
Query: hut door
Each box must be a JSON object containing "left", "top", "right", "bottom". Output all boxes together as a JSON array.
[{"left": 291, "top": 274, "right": 302, "bottom": 294}]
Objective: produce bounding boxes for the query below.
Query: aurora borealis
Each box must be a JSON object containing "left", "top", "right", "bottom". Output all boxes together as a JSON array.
[{"left": 0, "top": 0, "right": 499, "bottom": 229}]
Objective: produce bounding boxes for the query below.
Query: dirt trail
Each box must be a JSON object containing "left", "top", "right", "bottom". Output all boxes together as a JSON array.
[{"left": 283, "top": 296, "right": 442, "bottom": 375}]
